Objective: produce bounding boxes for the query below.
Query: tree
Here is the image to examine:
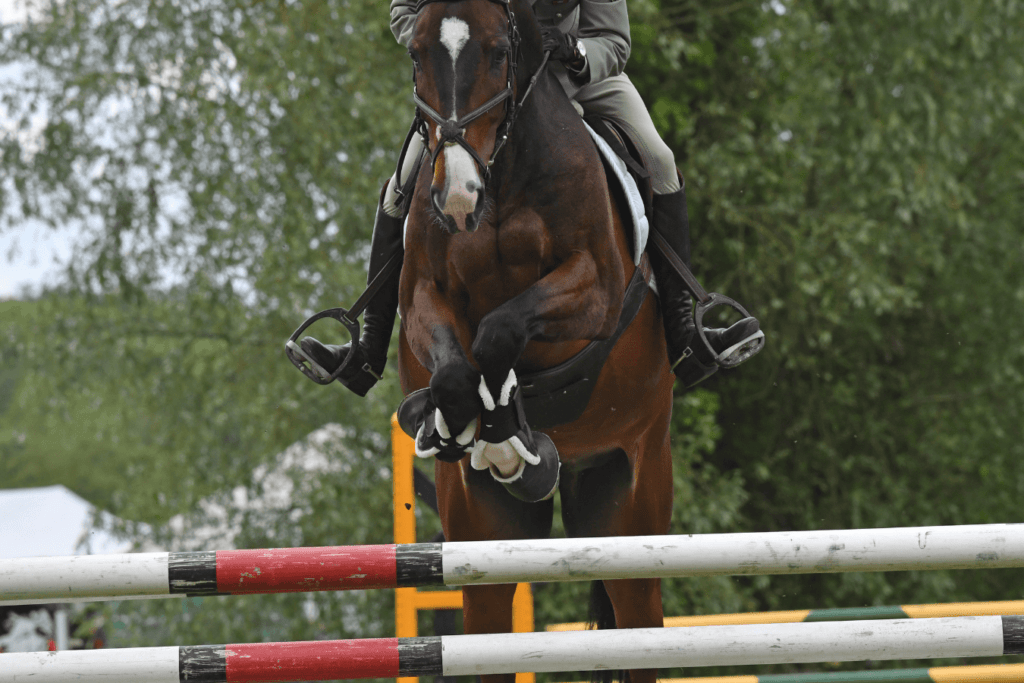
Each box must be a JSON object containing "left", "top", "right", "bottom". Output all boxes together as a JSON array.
[
  {"left": 633, "top": 0, "right": 1024, "bottom": 627},
  {"left": 1, "top": 0, "right": 416, "bottom": 657}
]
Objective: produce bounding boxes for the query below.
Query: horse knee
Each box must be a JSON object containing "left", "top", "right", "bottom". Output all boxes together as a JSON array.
[
  {"left": 429, "top": 361, "right": 481, "bottom": 435},
  {"left": 472, "top": 308, "right": 528, "bottom": 393}
]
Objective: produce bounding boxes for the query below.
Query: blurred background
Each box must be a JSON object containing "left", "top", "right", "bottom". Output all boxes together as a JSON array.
[{"left": 1, "top": 0, "right": 1022, "bottom": 679}]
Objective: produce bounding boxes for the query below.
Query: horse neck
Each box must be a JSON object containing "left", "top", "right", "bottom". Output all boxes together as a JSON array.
[{"left": 489, "top": 71, "right": 587, "bottom": 208}]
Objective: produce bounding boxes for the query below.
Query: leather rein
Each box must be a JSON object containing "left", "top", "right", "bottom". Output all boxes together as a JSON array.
[{"left": 411, "top": 0, "right": 550, "bottom": 183}]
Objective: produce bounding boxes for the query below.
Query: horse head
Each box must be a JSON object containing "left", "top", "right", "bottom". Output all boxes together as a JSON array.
[{"left": 408, "top": 0, "right": 544, "bottom": 234}]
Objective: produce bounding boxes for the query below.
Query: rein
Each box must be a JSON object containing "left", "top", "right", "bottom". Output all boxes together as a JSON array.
[{"left": 412, "top": 0, "right": 550, "bottom": 182}]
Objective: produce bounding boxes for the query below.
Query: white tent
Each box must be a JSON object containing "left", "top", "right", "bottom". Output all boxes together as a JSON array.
[
  {"left": 0, "top": 424, "right": 355, "bottom": 652},
  {"left": 0, "top": 485, "right": 131, "bottom": 561},
  {"left": 0, "top": 485, "right": 132, "bottom": 653}
]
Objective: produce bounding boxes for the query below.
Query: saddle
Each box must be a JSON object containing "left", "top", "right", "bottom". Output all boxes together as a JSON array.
[{"left": 584, "top": 115, "right": 654, "bottom": 233}]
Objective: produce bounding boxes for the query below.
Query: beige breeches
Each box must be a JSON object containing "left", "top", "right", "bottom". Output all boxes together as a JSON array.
[{"left": 573, "top": 71, "right": 680, "bottom": 195}]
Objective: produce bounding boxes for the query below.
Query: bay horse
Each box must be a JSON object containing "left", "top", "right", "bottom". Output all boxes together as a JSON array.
[{"left": 398, "top": 1, "right": 673, "bottom": 681}]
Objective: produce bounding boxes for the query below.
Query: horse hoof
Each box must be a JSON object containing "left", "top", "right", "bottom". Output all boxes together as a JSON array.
[
  {"left": 397, "top": 388, "right": 474, "bottom": 462},
  {"left": 491, "top": 432, "right": 560, "bottom": 503},
  {"left": 397, "top": 388, "right": 432, "bottom": 439}
]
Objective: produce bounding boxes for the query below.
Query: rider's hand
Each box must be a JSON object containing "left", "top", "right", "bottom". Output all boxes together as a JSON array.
[{"left": 540, "top": 27, "right": 585, "bottom": 71}]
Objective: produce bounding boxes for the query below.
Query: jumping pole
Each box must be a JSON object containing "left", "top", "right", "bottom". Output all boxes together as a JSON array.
[
  {"left": 2, "top": 616, "right": 1023, "bottom": 682},
  {"left": 4, "top": 523, "right": 1024, "bottom": 606}
]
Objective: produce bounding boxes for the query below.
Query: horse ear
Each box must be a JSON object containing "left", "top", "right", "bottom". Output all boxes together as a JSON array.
[{"left": 510, "top": 0, "right": 544, "bottom": 65}]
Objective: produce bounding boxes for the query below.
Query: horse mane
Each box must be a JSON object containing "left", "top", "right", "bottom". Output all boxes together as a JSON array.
[{"left": 510, "top": 0, "right": 546, "bottom": 81}]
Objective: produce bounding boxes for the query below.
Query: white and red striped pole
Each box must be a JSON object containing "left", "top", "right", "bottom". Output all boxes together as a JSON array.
[
  {"left": 2, "top": 616, "right": 1023, "bottom": 682},
  {"left": 4, "top": 523, "right": 1024, "bottom": 606}
]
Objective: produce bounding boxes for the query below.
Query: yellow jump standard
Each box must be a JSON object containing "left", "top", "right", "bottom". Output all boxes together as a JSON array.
[
  {"left": 662, "top": 663, "right": 1024, "bottom": 683},
  {"left": 548, "top": 601, "right": 1024, "bottom": 632}
]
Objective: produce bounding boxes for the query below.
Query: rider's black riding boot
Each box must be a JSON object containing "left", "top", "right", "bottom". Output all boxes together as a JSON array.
[
  {"left": 300, "top": 184, "right": 404, "bottom": 397},
  {"left": 649, "top": 185, "right": 760, "bottom": 387}
]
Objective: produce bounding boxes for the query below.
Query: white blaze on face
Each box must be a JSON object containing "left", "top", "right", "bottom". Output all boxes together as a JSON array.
[
  {"left": 439, "top": 17, "right": 470, "bottom": 114},
  {"left": 437, "top": 16, "right": 481, "bottom": 231}
]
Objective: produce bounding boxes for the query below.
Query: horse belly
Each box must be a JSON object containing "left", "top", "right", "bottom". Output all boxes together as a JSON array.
[{"left": 543, "top": 295, "right": 673, "bottom": 459}]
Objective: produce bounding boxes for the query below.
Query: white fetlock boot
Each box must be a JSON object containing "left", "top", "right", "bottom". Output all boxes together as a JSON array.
[{"left": 470, "top": 370, "right": 560, "bottom": 503}]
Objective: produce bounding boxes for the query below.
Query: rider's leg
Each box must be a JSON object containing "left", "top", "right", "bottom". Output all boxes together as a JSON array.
[
  {"left": 299, "top": 128, "right": 425, "bottom": 396},
  {"left": 573, "top": 73, "right": 760, "bottom": 385}
]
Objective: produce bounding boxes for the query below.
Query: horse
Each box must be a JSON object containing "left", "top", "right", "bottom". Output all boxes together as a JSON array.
[{"left": 397, "top": 1, "right": 674, "bottom": 681}]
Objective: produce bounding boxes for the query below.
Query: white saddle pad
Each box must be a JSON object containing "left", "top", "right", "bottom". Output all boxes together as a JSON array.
[{"left": 582, "top": 120, "right": 650, "bottom": 266}]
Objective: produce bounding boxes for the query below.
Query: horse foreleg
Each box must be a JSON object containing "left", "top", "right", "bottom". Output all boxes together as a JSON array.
[
  {"left": 467, "top": 251, "right": 619, "bottom": 501},
  {"left": 401, "top": 275, "right": 481, "bottom": 439},
  {"left": 471, "top": 251, "right": 617, "bottom": 394}
]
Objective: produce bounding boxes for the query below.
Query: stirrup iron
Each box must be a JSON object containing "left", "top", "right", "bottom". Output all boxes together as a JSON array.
[
  {"left": 650, "top": 231, "right": 766, "bottom": 380},
  {"left": 284, "top": 252, "right": 401, "bottom": 386}
]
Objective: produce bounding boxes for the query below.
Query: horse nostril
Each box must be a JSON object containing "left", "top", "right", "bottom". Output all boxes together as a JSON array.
[
  {"left": 430, "top": 187, "right": 445, "bottom": 215},
  {"left": 465, "top": 179, "right": 481, "bottom": 195}
]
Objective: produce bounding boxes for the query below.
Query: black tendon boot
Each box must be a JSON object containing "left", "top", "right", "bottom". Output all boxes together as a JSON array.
[
  {"left": 299, "top": 184, "right": 404, "bottom": 397},
  {"left": 650, "top": 186, "right": 762, "bottom": 387}
]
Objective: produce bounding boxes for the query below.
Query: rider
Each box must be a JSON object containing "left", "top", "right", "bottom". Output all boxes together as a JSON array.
[{"left": 302, "top": 0, "right": 762, "bottom": 397}]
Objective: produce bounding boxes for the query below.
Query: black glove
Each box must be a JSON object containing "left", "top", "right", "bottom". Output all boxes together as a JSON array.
[{"left": 540, "top": 27, "right": 582, "bottom": 66}]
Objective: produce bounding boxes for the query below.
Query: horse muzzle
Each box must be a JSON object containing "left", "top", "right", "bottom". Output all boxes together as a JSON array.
[
  {"left": 430, "top": 181, "right": 484, "bottom": 234},
  {"left": 429, "top": 138, "right": 488, "bottom": 233}
]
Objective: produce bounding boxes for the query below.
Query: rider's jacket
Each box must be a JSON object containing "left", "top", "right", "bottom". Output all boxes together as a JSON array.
[{"left": 389, "top": 0, "right": 630, "bottom": 97}]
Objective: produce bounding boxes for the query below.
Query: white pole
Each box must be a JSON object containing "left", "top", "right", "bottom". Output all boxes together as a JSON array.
[
  {"left": 442, "top": 523, "right": 1024, "bottom": 584},
  {"left": 0, "top": 646, "right": 181, "bottom": 683},
  {"left": 440, "top": 616, "right": 1009, "bottom": 676},
  {"left": 0, "top": 553, "right": 172, "bottom": 606},
  {"left": 4, "top": 524, "right": 1024, "bottom": 606},
  {"left": 0, "top": 617, "right": 1015, "bottom": 681}
]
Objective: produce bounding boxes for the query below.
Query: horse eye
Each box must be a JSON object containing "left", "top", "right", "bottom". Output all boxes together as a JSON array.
[{"left": 493, "top": 50, "right": 509, "bottom": 66}]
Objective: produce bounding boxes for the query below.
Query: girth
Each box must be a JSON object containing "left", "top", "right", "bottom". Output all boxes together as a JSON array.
[{"left": 518, "top": 252, "right": 653, "bottom": 430}]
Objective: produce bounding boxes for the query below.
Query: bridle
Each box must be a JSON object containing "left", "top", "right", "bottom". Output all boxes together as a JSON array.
[{"left": 411, "top": 0, "right": 550, "bottom": 183}]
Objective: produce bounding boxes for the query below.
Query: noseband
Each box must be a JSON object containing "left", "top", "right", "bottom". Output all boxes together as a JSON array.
[{"left": 411, "top": 0, "right": 549, "bottom": 183}]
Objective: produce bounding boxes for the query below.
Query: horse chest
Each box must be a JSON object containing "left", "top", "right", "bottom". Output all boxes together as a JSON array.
[{"left": 448, "top": 220, "right": 557, "bottom": 305}]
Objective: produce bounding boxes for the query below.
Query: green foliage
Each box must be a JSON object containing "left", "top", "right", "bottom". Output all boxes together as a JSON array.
[
  {"left": 2, "top": 0, "right": 1024, "bottom": 678},
  {"left": 0, "top": 0, "right": 414, "bottom": 513},
  {"left": 0, "top": 301, "right": 32, "bottom": 487},
  {"left": 632, "top": 0, "right": 1024, "bottom": 653},
  {"left": 0, "top": 0, "right": 413, "bottom": 659}
]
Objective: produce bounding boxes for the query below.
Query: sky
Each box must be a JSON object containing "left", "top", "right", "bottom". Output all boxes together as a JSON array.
[
  {"left": 0, "top": 0, "right": 75, "bottom": 300},
  {"left": 0, "top": 224, "right": 76, "bottom": 299}
]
